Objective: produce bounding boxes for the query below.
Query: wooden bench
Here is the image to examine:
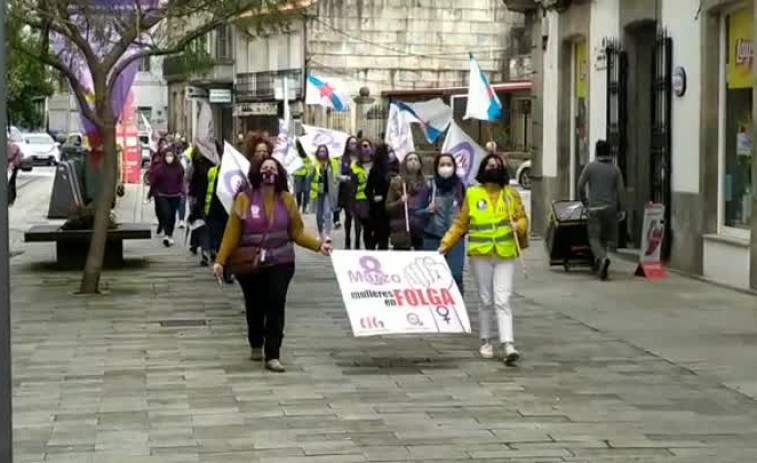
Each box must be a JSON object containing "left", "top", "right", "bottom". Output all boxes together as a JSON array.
[{"left": 25, "top": 224, "right": 152, "bottom": 269}]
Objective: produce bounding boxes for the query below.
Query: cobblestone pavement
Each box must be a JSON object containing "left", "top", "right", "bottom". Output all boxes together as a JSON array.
[{"left": 8, "top": 185, "right": 757, "bottom": 462}]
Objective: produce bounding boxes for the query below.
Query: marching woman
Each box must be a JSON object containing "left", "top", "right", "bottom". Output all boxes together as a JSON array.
[
  {"left": 419, "top": 153, "right": 466, "bottom": 292},
  {"left": 439, "top": 154, "right": 528, "bottom": 365},
  {"left": 385, "top": 152, "right": 426, "bottom": 250},
  {"left": 349, "top": 139, "right": 375, "bottom": 249},
  {"left": 335, "top": 136, "right": 359, "bottom": 244},
  {"left": 149, "top": 146, "right": 186, "bottom": 247},
  {"left": 213, "top": 157, "right": 332, "bottom": 373},
  {"left": 365, "top": 144, "right": 399, "bottom": 250},
  {"left": 309, "top": 145, "right": 340, "bottom": 243}
]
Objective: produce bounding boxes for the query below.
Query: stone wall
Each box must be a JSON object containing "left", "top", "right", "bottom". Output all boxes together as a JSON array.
[{"left": 307, "top": 0, "right": 525, "bottom": 95}]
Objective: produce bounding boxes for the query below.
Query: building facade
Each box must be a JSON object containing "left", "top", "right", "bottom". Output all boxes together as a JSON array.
[{"left": 514, "top": 0, "right": 757, "bottom": 291}]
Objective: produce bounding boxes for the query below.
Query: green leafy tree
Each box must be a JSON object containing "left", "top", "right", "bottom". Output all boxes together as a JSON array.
[
  {"left": 8, "top": 0, "right": 294, "bottom": 293},
  {"left": 6, "top": 21, "right": 54, "bottom": 129}
]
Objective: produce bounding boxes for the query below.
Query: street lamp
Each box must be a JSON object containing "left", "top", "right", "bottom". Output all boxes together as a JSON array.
[{"left": 0, "top": 2, "right": 14, "bottom": 462}]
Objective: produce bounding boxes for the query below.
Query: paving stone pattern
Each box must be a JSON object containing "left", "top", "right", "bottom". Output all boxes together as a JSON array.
[{"left": 9, "top": 213, "right": 757, "bottom": 462}]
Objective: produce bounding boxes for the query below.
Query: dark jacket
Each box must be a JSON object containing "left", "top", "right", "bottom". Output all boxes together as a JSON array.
[
  {"left": 386, "top": 175, "right": 426, "bottom": 247},
  {"left": 417, "top": 178, "right": 466, "bottom": 239},
  {"left": 366, "top": 165, "right": 394, "bottom": 222},
  {"left": 150, "top": 162, "right": 185, "bottom": 197}
]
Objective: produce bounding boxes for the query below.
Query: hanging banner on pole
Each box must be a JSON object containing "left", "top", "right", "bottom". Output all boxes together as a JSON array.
[
  {"left": 330, "top": 250, "right": 471, "bottom": 337},
  {"left": 635, "top": 203, "right": 666, "bottom": 279}
]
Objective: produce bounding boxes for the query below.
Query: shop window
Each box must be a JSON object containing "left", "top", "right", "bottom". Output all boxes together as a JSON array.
[{"left": 722, "top": 8, "right": 754, "bottom": 231}]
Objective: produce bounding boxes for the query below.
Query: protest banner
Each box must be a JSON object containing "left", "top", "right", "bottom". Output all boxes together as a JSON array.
[
  {"left": 385, "top": 102, "right": 417, "bottom": 161},
  {"left": 441, "top": 121, "right": 487, "bottom": 185},
  {"left": 331, "top": 250, "right": 471, "bottom": 337},
  {"left": 299, "top": 124, "right": 350, "bottom": 159},
  {"left": 216, "top": 142, "right": 250, "bottom": 214},
  {"left": 635, "top": 203, "right": 666, "bottom": 279},
  {"left": 272, "top": 118, "right": 302, "bottom": 174}
]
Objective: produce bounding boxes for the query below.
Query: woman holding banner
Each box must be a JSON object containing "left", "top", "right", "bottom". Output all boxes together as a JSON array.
[
  {"left": 213, "top": 157, "right": 332, "bottom": 373},
  {"left": 386, "top": 152, "right": 426, "bottom": 250},
  {"left": 419, "top": 153, "right": 466, "bottom": 292},
  {"left": 310, "top": 145, "right": 340, "bottom": 243},
  {"left": 439, "top": 154, "right": 528, "bottom": 365}
]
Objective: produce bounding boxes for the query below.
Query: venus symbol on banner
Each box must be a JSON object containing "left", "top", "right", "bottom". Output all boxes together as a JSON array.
[
  {"left": 449, "top": 143, "right": 475, "bottom": 183},
  {"left": 330, "top": 250, "right": 471, "bottom": 337}
]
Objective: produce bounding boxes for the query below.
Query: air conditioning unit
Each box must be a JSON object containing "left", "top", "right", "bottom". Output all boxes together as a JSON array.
[{"left": 185, "top": 86, "right": 208, "bottom": 99}]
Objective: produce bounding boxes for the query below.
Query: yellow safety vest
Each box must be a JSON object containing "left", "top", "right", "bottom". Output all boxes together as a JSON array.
[
  {"left": 352, "top": 164, "right": 368, "bottom": 201},
  {"left": 310, "top": 159, "right": 339, "bottom": 199},
  {"left": 204, "top": 166, "right": 219, "bottom": 215},
  {"left": 295, "top": 156, "right": 311, "bottom": 177},
  {"left": 466, "top": 186, "right": 518, "bottom": 259}
]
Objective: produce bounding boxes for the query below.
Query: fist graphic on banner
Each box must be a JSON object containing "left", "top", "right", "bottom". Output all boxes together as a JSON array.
[{"left": 404, "top": 257, "right": 454, "bottom": 290}]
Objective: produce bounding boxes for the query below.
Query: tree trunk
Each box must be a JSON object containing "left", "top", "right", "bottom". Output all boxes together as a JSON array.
[{"left": 79, "top": 118, "right": 118, "bottom": 294}]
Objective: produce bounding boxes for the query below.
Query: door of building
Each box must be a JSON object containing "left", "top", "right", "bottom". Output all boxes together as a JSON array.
[
  {"left": 606, "top": 39, "right": 629, "bottom": 247},
  {"left": 651, "top": 31, "right": 673, "bottom": 259}
]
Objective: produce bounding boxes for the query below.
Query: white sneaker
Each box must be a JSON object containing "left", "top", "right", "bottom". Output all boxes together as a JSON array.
[
  {"left": 168, "top": 237, "right": 175, "bottom": 247},
  {"left": 504, "top": 343, "right": 520, "bottom": 365},
  {"left": 479, "top": 341, "right": 494, "bottom": 359},
  {"left": 178, "top": 221, "right": 186, "bottom": 229}
]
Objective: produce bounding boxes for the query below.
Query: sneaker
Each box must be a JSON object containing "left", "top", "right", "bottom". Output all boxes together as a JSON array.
[
  {"left": 178, "top": 221, "right": 186, "bottom": 229},
  {"left": 189, "top": 246, "right": 198, "bottom": 256},
  {"left": 249, "top": 348, "right": 264, "bottom": 361},
  {"left": 599, "top": 258, "right": 611, "bottom": 281},
  {"left": 334, "top": 221, "right": 342, "bottom": 230},
  {"left": 200, "top": 253, "right": 210, "bottom": 267},
  {"left": 479, "top": 341, "right": 494, "bottom": 359},
  {"left": 504, "top": 343, "right": 520, "bottom": 365},
  {"left": 167, "top": 237, "right": 175, "bottom": 247},
  {"left": 162, "top": 237, "right": 170, "bottom": 247},
  {"left": 265, "top": 359, "right": 286, "bottom": 373},
  {"left": 325, "top": 236, "right": 332, "bottom": 244}
]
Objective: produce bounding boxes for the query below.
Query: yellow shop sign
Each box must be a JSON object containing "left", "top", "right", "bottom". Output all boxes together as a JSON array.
[{"left": 728, "top": 8, "right": 754, "bottom": 90}]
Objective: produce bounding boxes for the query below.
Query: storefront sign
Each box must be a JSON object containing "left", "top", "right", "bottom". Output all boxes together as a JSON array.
[
  {"left": 234, "top": 102, "right": 278, "bottom": 116},
  {"left": 728, "top": 8, "right": 754, "bottom": 90},
  {"left": 672, "top": 67, "right": 687, "bottom": 97},
  {"left": 331, "top": 251, "right": 471, "bottom": 337},
  {"left": 635, "top": 203, "right": 666, "bottom": 280},
  {"left": 209, "top": 89, "right": 232, "bottom": 104}
]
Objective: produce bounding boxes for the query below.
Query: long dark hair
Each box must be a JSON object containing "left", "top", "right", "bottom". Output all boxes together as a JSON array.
[
  {"left": 342, "top": 136, "right": 358, "bottom": 159},
  {"left": 475, "top": 153, "right": 509, "bottom": 187},
  {"left": 248, "top": 157, "right": 289, "bottom": 192},
  {"left": 357, "top": 139, "right": 375, "bottom": 166},
  {"left": 372, "top": 143, "right": 390, "bottom": 176}
]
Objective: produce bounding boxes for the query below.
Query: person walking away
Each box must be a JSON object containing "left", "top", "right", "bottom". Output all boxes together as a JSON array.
[
  {"left": 365, "top": 144, "right": 398, "bottom": 250},
  {"left": 201, "top": 141, "right": 230, "bottom": 265},
  {"left": 147, "top": 137, "right": 170, "bottom": 235},
  {"left": 293, "top": 140, "right": 312, "bottom": 214},
  {"left": 386, "top": 152, "right": 426, "bottom": 250},
  {"left": 335, "top": 136, "right": 359, "bottom": 242},
  {"left": 213, "top": 158, "right": 332, "bottom": 372},
  {"left": 7, "top": 141, "right": 21, "bottom": 207},
  {"left": 150, "top": 150, "right": 186, "bottom": 247},
  {"left": 419, "top": 153, "right": 466, "bottom": 292},
  {"left": 440, "top": 154, "right": 528, "bottom": 365},
  {"left": 577, "top": 140, "right": 625, "bottom": 281},
  {"left": 310, "top": 145, "right": 339, "bottom": 243},
  {"left": 349, "top": 140, "right": 375, "bottom": 249}
]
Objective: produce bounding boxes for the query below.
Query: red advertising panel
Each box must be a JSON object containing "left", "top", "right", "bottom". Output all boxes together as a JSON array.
[{"left": 118, "top": 91, "right": 141, "bottom": 184}]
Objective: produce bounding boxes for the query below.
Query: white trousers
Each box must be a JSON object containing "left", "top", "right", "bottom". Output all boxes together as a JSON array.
[{"left": 470, "top": 256, "right": 516, "bottom": 344}]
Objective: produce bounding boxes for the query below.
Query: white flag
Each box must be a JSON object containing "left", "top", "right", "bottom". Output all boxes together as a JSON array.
[
  {"left": 194, "top": 100, "right": 220, "bottom": 165},
  {"left": 385, "top": 102, "right": 417, "bottom": 161},
  {"left": 299, "top": 124, "right": 350, "bottom": 158},
  {"left": 395, "top": 99, "right": 452, "bottom": 143},
  {"left": 441, "top": 122, "right": 487, "bottom": 185},
  {"left": 464, "top": 54, "right": 503, "bottom": 121},
  {"left": 272, "top": 118, "right": 302, "bottom": 174},
  {"left": 216, "top": 142, "right": 251, "bottom": 214}
]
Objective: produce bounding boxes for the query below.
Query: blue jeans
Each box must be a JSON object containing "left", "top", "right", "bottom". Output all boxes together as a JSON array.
[
  {"left": 423, "top": 235, "right": 465, "bottom": 294},
  {"left": 294, "top": 176, "right": 310, "bottom": 213},
  {"left": 316, "top": 194, "right": 333, "bottom": 236}
]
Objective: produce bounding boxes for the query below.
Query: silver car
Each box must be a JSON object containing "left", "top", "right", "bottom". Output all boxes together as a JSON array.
[{"left": 17, "top": 133, "right": 61, "bottom": 166}]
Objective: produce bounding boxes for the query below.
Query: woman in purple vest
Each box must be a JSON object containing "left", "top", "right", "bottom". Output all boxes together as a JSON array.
[{"left": 213, "top": 158, "right": 332, "bottom": 372}]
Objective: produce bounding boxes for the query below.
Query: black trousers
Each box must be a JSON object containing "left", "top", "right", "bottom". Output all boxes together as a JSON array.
[
  {"left": 8, "top": 166, "right": 18, "bottom": 205},
  {"left": 156, "top": 196, "right": 181, "bottom": 237},
  {"left": 237, "top": 263, "right": 295, "bottom": 361}
]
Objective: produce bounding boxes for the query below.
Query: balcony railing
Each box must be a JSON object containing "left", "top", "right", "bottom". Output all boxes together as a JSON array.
[{"left": 236, "top": 69, "right": 303, "bottom": 101}]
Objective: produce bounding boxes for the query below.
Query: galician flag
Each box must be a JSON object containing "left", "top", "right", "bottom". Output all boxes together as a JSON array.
[
  {"left": 395, "top": 98, "right": 452, "bottom": 143},
  {"left": 464, "top": 54, "right": 502, "bottom": 121},
  {"left": 306, "top": 75, "right": 351, "bottom": 112}
]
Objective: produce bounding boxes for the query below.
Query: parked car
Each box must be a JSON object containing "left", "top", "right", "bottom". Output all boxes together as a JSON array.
[
  {"left": 516, "top": 160, "right": 532, "bottom": 190},
  {"left": 17, "top": 133, "right": 61, "bottom": 166}
]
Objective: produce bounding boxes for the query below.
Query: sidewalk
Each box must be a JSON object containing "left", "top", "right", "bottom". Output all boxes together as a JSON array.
[{"left": 9, "top": 188, "right": 757, "bottom": 462}]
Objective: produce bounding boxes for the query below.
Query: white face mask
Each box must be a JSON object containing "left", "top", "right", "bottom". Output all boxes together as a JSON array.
[{"left": 438, "top": 166, "right": 455, "bottom": 179}]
